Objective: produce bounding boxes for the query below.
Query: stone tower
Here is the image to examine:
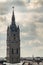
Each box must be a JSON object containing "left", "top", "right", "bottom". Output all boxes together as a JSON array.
[{"left": 7, "top": 7, "right": 20, "bottom": 63}]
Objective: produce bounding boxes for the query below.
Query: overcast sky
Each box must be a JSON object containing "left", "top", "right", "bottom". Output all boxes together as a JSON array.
[{"left": 0, "top": 0, "right": 43, "bottom": 57}]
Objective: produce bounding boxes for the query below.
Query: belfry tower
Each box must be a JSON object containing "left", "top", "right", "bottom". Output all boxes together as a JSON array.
[{"left": 7, "top": 7, "right": 20, "bottom": 63}]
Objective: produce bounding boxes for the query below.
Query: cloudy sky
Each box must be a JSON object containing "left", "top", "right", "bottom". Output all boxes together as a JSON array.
[{"left": 0, "top": 0, "right": 43, "bottom": 57}]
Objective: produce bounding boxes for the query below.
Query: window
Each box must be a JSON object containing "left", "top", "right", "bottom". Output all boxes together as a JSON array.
[
  {"left": 17, "top": 49, "right": 18, "bottom": 54},
  {"left": 12, "top": 48, "right": 14, "bottom": 54},
  {"left": 14, "top": 34, "right": 16, "bottom": 40},
  {"left": 14, "top": 34, "right": 15, "bottom": 36}
]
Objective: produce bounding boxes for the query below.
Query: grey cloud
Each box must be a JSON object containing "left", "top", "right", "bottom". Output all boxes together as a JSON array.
[
  {"left": 0, "top": 0, "right": 27, "bottom": 15},
  {"left": 0, "top": 0, "right": 43, "bottom": 15},
  {"left": 38, "top": 16, "right": 43, "bottom": 23},
  {"left": 0, "top": 2, "right": 11, "bottom": 15},
  {"left": 21, "top": 23, "right": 36, "bottom": 35},
  {"left": 0, "top": 33, "right": 6, "bottom": 40},
  {"left": 1, "top": 0, "right": 43, "bottom": 15},
  {"left": 10, "top": 0, "right": 24, "bottom": 6},
  {"left": 31, "top": 14, "right": 43, "bottom": 23},
  {"left": 31, "top": 42, "right": 42, "bottom": 47},
  {"left": 0, "top": 0, "right": 43, "bottom": 57},
  {"left": 21, "top": 35, "right": 37, "bottom": 42},
  {"left": 20, "top": 23, "right": 37, "bottom": 41},
  {"left": 21, "top": 39, "right": 43, "bottom": 51},
  {"left": 30, "top": 0, "right": 43, "bottom": 6},
  {"left": 11, "top": 0, "right": 28, "bottom": 13},
  {"left": 28, "top": 6, "right": 43, "bottom": 13}
]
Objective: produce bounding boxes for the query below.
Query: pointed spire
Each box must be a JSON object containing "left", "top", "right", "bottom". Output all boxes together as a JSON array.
[{"left": 12, "top": 6, "right": 15, "bottom": 25}]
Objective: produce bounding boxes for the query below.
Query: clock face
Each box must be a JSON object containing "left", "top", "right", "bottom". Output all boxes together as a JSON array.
[{"left": 11, "top": 27, "right": 14, "bottom": 31}]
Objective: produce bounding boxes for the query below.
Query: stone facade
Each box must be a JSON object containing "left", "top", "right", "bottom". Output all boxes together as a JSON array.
[{"left": 7, "top": 8, "right": 20, "bottom": 63}]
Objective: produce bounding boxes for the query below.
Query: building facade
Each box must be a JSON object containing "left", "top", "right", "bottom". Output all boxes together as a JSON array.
[{"left": 7, "top": 8, "right": 20, "bottom": 63}]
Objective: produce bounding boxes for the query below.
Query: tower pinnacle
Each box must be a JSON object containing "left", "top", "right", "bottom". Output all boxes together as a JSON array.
[
  {"left": 12, "top": 6, "right": 15, "bottom": 25},
  {"left": 12, "top": 6, "right": 14, "bottom": 10}
]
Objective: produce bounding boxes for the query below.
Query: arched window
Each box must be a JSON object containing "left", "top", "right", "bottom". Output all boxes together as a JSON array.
[
  {"left": 12, "top": 48, "right": 14, "bottom": 54},
  {"left": 14, "top": 34, "right": 16, "bottom": 40},
  {"left": 17, "top": 49, "right": 18, "bottom": 54},
  {"left": 14, "top": 34, "right": 15, "bottom": 36}
]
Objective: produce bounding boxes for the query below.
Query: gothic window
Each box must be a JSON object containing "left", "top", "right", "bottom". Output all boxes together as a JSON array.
[
  {"left": 16, "top": 49, "right": 18, "bottom": 54},
  {"left": 14, "top": 34, "right": 15, "bottom": 36},
  {"left": 12, "top": 48, "right": 14, "bottom": 54},
  {"left": 14, "top": 34, "right": 16, "bottom": 39}
]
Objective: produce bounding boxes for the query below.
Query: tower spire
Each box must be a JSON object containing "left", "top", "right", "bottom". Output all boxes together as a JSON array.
[{"left": 12, "top": 6, "right": 15, "bottom": 25}]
